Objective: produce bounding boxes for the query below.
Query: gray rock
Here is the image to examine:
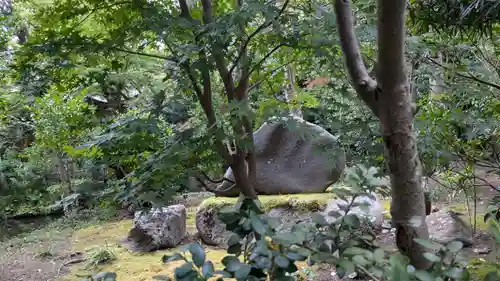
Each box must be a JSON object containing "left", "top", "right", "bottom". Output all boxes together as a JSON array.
[
  {"left": 122, "top": 204, "right": 187, "bottom": 252},
  {"left": 195, "top": 205, "right": 230, "bottom": 247},
  {"left": 426, "top": 210, "right": 473, "bottom": 247},
  {"left": 196, "top": 203, "right": 327, "bottom": 248},
  {"left": 322, "top": 192, "right": 384, "bottom": 228},
  {"left": 212, "top": 116, "right": 346, "bottom": 196}
]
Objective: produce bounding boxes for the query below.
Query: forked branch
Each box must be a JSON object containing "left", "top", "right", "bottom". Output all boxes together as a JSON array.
[{"left": 333, "top": 0, "right": 379, "bottom": 117}]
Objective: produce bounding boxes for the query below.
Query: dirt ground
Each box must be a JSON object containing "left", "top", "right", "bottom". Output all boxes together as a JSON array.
[
  {"left": 0, "top": 168, "right": 498, "bottom": 281},
  {"left": 0, "top": 224, "right": 75, "bottom": 281}
]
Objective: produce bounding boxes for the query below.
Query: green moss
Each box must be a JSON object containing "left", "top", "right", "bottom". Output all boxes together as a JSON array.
[
  {"left": 380, "top": 199, "right": 391, "bottom": 219},
  {"left": 467, "top": 258, "right": 500, "bottom": 280},
  {"left": 200, "top": 193, "right": 336, "bottom": 212},
  {"left": 186, "top": 207, "right": 197, "bottom": 227},
  {"left": 449, "top": 203, "right": 468, "bottom": 213},
  {"left": 60, "top": 219, "right": 231, "bottom": 281}
]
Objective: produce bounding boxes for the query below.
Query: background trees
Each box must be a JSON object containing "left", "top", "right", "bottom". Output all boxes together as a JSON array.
[{"left": 0, "top": 0, "right": 499, "bottom": 279}]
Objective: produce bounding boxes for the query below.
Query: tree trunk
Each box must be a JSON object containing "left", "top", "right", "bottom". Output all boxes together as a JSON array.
[
  {"left": 334, "top": 0, "right": 432, "bottom": 269},
  {"left": 285, "top": 64, "right": 303, "bottom": 118}
]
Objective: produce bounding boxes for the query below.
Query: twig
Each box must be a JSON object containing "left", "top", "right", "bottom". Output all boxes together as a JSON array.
[
  {"left": 110, "top": 47, "right": 175, "bottom": 61},
  {"left": 74, "top": 1, "right": 133, "bottom": 28},
  {"left": 56, "top": 257, "right": 87, "bottom": 278},
  {"left": 426, "top": 56, "right": 500, "bottom": 92},
  {"left": 246, "top": 43, "right": 287, "bottom": 79},
  {"left": 229, "top": 0, "right": 291, "bottom": 74}
]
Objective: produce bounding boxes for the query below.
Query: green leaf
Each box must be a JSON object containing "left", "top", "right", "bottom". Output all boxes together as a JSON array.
[
  {"left": 352, "top": 255, "right": 369, "bottom": 266},
  {"left": 389, "top": 255, "right": 410, "bottom": 281},
  {"left": 227, "top": 243, "right": 242, "bottom": 255},
  {"left": 227, "top": 234, "right": 240, "bottom": 247},
  {"left": 484, "top": 271, "right": 499, "bottom": 281},
  {"left": 446, "top": 240, "right": 463, "bottom": 253},
  {"left": 373, "top": 248, "right": 385, "bottom": 261},
  {"left": 234, "top": 264, "right": 251, "bottom": 280},
  {"left": 285, "top": 251, "right": 307, "bottom": 261},
  {"left": 414, "top": 238, "right": 444, "bottom": 250},
  {"left": 423, "top": 252, "right": 441, "bottom": 263},
  {"left": 336, "top": 264, "right": 346, "bottom": 279},
  {"left": 174, "top": 262, "right": 195, "bottom": 279},
  {"left": 274, "top": 232, "right": 299, "bottom": 244},
  {"left": 222, "top": 256, "right": 241, "bottom": 272},
  {"left": 444, "top": 267, "right": 464, "bottom": 279},
  {"left": 202, "top": 261, "right": 215, "bottom": 278},
  {"left": 413, "top": 270, "right": 434, "bottom": 281},
  {"left": 312, "top": 213, "right": 328, "bottom": 225},
  {"left": 189, "top": 243, "right": 206, "bottom": 268},
  {"left": 93, "top": 272, "right": 117, "bottom": 281},
  {"left": 162, "top": 253, "right": 185, "bottom": 263},
  {"left": 214, "top": 270, "right": 232, "bottom": 278},
  {"left": 274, "top": 255, "right": 290, "bottom": 268},
  {"left": 344, "top": 214, "right": 361, "bottom": 228},
  {"left": 328, "top": 210, "right": 343, "bottom": 218},
  {"left": 343, "top": 247, "right": 367, "bottom": 256},
  {"left": 218, "top": 210, "right": 240, "bottom": 225},
  {"left": 250, "top": 215, "right": 267, "bottom": 235},
  {"left": 337, "top": 259, "right": 355, "bottom": 275}
]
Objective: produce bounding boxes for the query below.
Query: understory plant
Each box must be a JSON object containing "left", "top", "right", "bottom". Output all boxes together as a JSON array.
[{"left": 86, "top": 165, "right": 500, "bottom": 281}]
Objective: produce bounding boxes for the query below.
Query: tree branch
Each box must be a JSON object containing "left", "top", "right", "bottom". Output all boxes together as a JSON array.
[
  {"left": 75, "top": 1, "right": 133, "bottom": 28},
  {"left": 110, "top": 47, "right": 175, "bottom": 61},
  {"left": 200, "top": 0, "right": 236, "bottom": 99},
  {"left": 229, "top": 0, "right": 290, "bottom": 75},
  {"left": 333, "top": 0, "right": 379, "bottom": 117},
  {"left": 246, "top": 43, "right": 287, "bottom": 80},
  {"left": 426, "top": 56, "right": 500, "bottom": 93},
  {"left": 176, "top": 0, "right": 232, "bottom": 165},
  {"left": 178, "top": 0, "right": 192, "bottom": 19}
]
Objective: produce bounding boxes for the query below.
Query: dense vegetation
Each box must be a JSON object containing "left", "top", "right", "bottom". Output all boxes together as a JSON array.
[{"left": 0, "top": 0, "right": 499, "bottom": 280}]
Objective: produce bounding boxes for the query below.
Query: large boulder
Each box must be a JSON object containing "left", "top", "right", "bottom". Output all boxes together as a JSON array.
[
  {"left": 122, "top": 204, "right": 187, "bottom": 252},
  {"left": 212, "top": 117, "right": 346, "bottom": 196}
]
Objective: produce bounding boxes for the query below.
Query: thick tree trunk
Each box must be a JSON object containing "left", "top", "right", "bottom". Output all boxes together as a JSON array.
[{"left": 334, "top": 0, "right": 432, "bottom": 269}]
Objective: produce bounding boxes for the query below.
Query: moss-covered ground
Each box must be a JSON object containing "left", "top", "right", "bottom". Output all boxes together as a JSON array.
[
  {"left": 200, "top": 193, "right": 336, "bottom": 212},
  {"left": 58, "top": 193, "right": 336, "bottom": 281},
  {"left": 1, "top": 192, "right": 498, "bottom": 281}
]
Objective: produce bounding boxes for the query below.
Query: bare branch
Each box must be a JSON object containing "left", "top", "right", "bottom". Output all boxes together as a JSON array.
[
  {"left": 426, "top": 56, "right": 500, "bottom": 93},
  {"left": 198, "top": 170, "right": 235, "bottom": 184},
  {"left": 333, "top": 0, "right": 379, "bottom": 116}
]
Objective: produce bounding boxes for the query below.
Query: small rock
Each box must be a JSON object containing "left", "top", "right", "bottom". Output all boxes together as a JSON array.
[
  {"left": 122, "top": 204, "right": 187, "bottom": 252},
  {"left": 196, "top": 204, "right": 320, "bottom": 248},
  {"left": 426, "top": 210, "right": 474, "bottom": 247},
  {"left": 474, "top": 247, "right": 492, "bottom": 255}
]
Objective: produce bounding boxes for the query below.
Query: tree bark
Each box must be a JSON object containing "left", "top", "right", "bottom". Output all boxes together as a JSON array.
[
  {"left": 285, "top": 64, "right": 303, "bottom": 117},
  {"left": 200, "top": 0, "right": 257, "bottom": 199},
  {"left": 334, "top": 0, "right": 432, "bottom": 269}
]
